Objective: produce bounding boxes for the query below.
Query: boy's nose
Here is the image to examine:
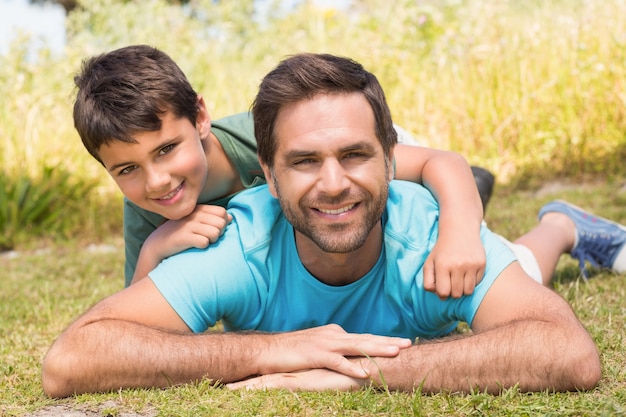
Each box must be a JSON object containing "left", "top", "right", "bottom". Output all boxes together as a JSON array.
[{"left": 145, "top": 166, "right": 171, "bottom": 193}]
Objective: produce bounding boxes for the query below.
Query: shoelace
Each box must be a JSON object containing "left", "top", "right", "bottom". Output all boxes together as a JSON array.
[{"left": 570, "top": 231, "right": 621, "bottom": 279}]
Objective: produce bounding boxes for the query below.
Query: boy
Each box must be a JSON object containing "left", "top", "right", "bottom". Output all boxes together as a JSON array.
[{"left": 74, "top": 44, "right": 487, "bottom": 295}]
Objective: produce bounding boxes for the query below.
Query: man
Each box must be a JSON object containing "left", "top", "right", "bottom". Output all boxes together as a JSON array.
[
  {"left": 72, "top": 44, "right": 488, "bottom": 294},
  {"left": 44, "top": 53, "right": 622, "bottom": 398}
]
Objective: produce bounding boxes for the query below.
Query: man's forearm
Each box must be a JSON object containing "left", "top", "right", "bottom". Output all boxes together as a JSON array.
[
  {"left": 42, "top": 318, "right": 412, "bottom": 398},
  {"left": 42, "top": 319, "right": 260, "bottom": 398},
  {"left": 361, "top": 318, "right": 601, "bottom": 393}
]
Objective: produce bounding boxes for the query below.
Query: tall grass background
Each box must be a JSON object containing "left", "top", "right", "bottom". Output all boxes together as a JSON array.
[
  {"left": 2, "top": 1, "right": 626, "bottom": 415},
  {"left": 1, "top": 0, "right": 626, "bottom": 247}
]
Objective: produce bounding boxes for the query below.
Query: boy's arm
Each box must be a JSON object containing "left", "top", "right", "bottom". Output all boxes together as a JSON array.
[
  {"left": 131, "top": 205, "right": 232, "bottom": 284},
  {"left": 393, "top": 145, "right": 485, "bottom": 298}
]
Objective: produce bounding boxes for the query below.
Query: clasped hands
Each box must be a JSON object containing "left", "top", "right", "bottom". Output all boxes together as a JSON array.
[{"left": 226, "top": 324, "right": 412, "bottom": 391}]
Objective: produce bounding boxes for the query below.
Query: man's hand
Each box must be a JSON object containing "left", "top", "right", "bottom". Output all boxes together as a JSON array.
[
  {"left": 256, "top": 324, "right": 412, "bottom": 379},
  {"left": 226, "top": 368, "right": 367, "bottom": 391},
  {"left": 131, "top": 205, "right": 232, "bottom": 283},
  {"left": 422, "top": 229, "right": 485, "bottom": 299}
]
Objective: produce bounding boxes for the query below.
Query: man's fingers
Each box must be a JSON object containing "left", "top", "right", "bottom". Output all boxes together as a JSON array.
[
  {"left": 319, "top": 336, "right": 410, "bottom": 378},
  {"left": 265, "top": 325, "right": 411, "bottom": 378},
  {"left": 226, "top": 369, "right": 364, "bottom": 391}
]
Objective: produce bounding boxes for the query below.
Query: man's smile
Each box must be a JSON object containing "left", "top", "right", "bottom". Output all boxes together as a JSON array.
[{"left": 316, "top": 203, "right": 357, "bottom": 215}]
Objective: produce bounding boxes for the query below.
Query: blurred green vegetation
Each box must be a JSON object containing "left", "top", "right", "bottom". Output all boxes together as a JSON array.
[{"left": 1, "top": 0, "right": 626, "bottom": 248}]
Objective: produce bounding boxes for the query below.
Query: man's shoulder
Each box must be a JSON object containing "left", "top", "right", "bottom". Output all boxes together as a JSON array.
[
  {"left": 388, "top": 180, "right": 435, "bottom": 200},
  {"left": 386, "top": 181, "right": 438, "bottom": 217},
  {"left": 227, "top": 185, "right": 283, "bottom": 249},
  {"left": 384, "top": 181, "right": 439, "bottom": 248}
]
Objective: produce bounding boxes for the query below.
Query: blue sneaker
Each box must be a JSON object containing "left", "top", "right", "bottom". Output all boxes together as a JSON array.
[{"left": 538, "top": 200, "right": 626, "bottom": 279}]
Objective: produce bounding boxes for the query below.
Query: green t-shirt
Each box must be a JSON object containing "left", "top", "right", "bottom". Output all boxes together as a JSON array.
[{"left": 122, "top": 112, "right": 266, "bottom": 286}]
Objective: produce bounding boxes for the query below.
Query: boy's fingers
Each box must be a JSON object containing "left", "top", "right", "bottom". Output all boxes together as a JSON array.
[{"left": 422, "top": 259, "right": 436, "bottom": 292}]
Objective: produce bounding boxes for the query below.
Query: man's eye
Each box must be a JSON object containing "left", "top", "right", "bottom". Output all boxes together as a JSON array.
[
  {"left": 293, "top": 159, "right": 315, "bottom": 166},
  {"left": 345, "top": 152, "right": 367, "bottom": 160}
]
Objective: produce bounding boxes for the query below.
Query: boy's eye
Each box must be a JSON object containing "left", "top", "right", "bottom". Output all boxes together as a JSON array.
[
  {"left": 158, "top": 143, "right": 176, "bottom": 156},
  {"left": 119, "top": 165, "right": 138, "bottom": 176}
]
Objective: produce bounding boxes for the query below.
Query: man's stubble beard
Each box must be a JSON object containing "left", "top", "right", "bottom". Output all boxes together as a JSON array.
[{"left": 273, "top": 178, "right": 388, "bottom": 254}]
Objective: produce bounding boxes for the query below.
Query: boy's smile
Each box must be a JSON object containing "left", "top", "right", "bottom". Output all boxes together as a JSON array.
[{"left": 98, "top": 111, "right": 209, "bottom": 220}]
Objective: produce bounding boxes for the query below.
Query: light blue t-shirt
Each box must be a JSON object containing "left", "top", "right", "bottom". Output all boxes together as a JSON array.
[{"left": 150, "top": 181, "right": 516, "bottom": 339}]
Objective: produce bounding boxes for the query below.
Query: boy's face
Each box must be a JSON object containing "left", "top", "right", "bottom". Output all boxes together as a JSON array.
[
  {"left": 261, "top": 92, "right": 393, "bottom": 254},
  {"left": 98, "top": 111, "right": 208, "bottom": 220}
]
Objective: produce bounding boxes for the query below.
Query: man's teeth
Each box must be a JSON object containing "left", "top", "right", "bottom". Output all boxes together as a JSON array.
[{"left": 318, "top": 204, "right": 355, "bottom": 215}]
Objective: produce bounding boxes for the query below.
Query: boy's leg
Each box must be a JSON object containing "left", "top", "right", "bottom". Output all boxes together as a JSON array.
[
  {"left": 537, "top": 201, "right": 626, "bottom": 279},
  {"left": 513, "top": 200, "right": 626, "bottom": 285}
]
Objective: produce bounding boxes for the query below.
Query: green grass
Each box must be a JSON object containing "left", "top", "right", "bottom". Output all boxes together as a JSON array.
[
  {"left": 1, "top": 182, "right": 625, "bottom": 416},
  {"left": 1, "top": 0, "right": 626, "bottom": 415}
]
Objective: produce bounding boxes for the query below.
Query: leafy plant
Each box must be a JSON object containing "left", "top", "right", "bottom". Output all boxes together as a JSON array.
[{"left": 0, "top": 166, "right": 96, "bottom": 250}]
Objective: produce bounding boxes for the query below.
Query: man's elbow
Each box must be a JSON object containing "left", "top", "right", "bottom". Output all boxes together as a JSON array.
[
  {"left": 41, "top": 341, "right": 78, "bottom": 398},
  {"left": 568, "top": 338, "right": 601, "bottom": 391},
  {"left": 552, "top": 321, "right": 601, "bottom": 392}
]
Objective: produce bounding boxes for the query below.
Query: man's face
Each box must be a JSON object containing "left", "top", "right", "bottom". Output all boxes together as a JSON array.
[
  {"left": 263, "top": 92, "right": 393, "bottom": 253},
  {"left": 98, "top": 111, "right": 208, "bottom": 220}
]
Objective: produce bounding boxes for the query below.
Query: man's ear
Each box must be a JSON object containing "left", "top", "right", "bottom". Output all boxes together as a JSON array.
[
  {"left": 196, "top": 95, "right": 212, "bottom": 137},
  {"left": 260, "top": 161, "right": 279, "bottom": 198}
]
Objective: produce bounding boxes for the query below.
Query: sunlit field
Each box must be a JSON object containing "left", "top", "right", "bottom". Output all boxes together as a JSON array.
[
  {"left": 2, "top": 0, "right": 626, "bottom": 246},
  {"left": 1, "top": 0, "right": 626, "bottom": 415}
]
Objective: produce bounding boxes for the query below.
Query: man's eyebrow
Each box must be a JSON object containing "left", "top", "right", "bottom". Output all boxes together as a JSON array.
[
  {"left": 341, "top": 141, "right": 377, "bottom": 152},
  {"left": 282, "top": 149, "right": 318, "bottom": 160},
  {"left": 282, "top": 141, "right": 377, "bottom": 160}
]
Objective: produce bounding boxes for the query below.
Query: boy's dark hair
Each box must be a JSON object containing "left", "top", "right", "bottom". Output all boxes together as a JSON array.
[
  {"left": 73, "top": 45, "right": 199, "bottom": 164},
  {"left": 252, "top": 53, "right": 397, "bottom": 168}
]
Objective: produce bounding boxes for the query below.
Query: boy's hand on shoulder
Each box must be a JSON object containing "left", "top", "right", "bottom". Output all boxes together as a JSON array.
[
  {"left": 422, "top": 231, "right": 486, "bottom": 299},
  {"left": 155, "top": 204, "right": 232, "bottom": 255},
  {"left": 131, "top": 205, "right": 232, "bottom": 284}
]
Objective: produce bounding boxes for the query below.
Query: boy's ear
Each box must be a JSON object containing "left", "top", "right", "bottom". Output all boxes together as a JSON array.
[
  {"left": 260, "top": 161, "right": 279, "bottom": 198},
  {"left": 196, "top": 95, "right": 212, "bottom": 137}
]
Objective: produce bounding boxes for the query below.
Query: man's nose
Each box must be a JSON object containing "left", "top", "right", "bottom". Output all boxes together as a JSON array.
[{"left": 317, "top": 159, "right": 349, "bottom": 196}]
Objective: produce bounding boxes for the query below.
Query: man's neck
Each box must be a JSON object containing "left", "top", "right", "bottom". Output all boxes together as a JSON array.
[{"left": 295, "top": 224, "right": 383, "bottom": 286}]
